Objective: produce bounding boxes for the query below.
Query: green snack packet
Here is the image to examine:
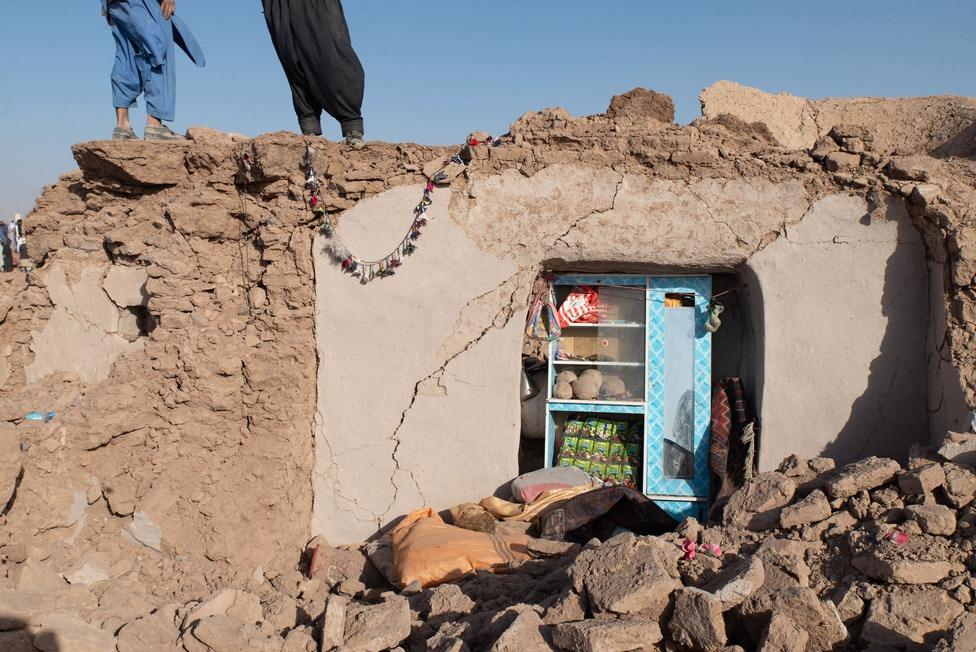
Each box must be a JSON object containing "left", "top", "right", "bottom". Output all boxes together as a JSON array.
[
  {"left": 593, "top": 441, "right": 610, "bottom": 461},
  {"left": 609, "top": 443, "right": 626, "bottom": 464},
  {"left": 592, "top": 420, "right": 609, "bottom": 441},
  {"left": 589, "top": 462, "right": 607, "bottom": 478},
  {"left": 564, "top": 419, "right": 584, "bottom": 436},
  {"left": 573, "top": 459, "right": 592, "bottom": 473},
  {"left": 557, "top": 456, "right": 575, "bottom": 468},
  {"left": 604, "top": 420, "right": 619, "bottom": 441},
  {"left": 561, "top": 436, "right": 579, "bottom": 454},
  {"left": 615, "top": 421, "right": 630, "bottom": 439},
  {"left": 576, "top": 438, "right": 595, "bottom": 455},
  {"left": 582, "top": 419, "right": 600, "bottom": 437},
  {"left": 607, "top": 464, "right": 623, "bottom": 480}
]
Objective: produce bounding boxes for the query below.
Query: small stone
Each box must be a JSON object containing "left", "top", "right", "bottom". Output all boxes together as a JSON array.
[
  {"left": 117, "top": 607, "right": 181, "bottom": 652},
  {"left": 336, "top": 578, "right": 366, "bottom": 597},
  {"left": 553, "top": 618, "right": 663, "bottom": 652},
  {"left": 944, "top": 611, "right": 976, "bottom": 650},
  {"left": 824, "top": 151, "right": 861, "bottom": 171},
  {"left": 723, "top": 472, "right": 796, "bottom": 530},
  {"left": 758, "top": 612, "right": 809, "bottom": 652},
  {"left": 905, "top": 504, "right": 957, "bottom": 536},
  {"left": 542, "top": 588, "right": 586, "bottom": 625},
  {"left": 832, "top": 585, "right": 866, "bottom": 624},
  {"left": 860, "top": 589, "right": 962, "bottom": 648},
  {"left": 825, "top": 457, "right": 900, "bottom": 499},
  {"left": 184, "top": 589, "right": 263, "bottom": 629},
  {"left": 669, "top": 587, "right": 727, "bottom": 651},
  {"left": 937, "top": 431, "right": 976, "bottom": 466},
  {"left": 125, "top": 511, "right": 162, "bottom": 552},
  {"left": 344, "top": 596, "right": 410, "bottom": 652},
  {"left": 943, "top": 463, "right": 976, "bottom": 508},
  {"left": 898, "top": 463, "right": 946, "bottom": 495},
  {"left": 489, "top": 608, "right": 549, "bottom": 652},
  {"left": 808, "top": 458, "right": 836, "bottom": 474},
  {"left": 852, "top": 554, "right": 953, "bottom": 584},
  {"left": 780, "top": 489, "right": 832, "bottom": 528},
  {"left": 569, "top": 533, "right": 681, "bottom": 622},
  {"left": 778, "top": 454, "right": 810, "bottom": 477},
  {"left": 740, "top": 587, "right": 847, "bottom": 652},
  {"left": 702, "top": 557, "right": 765, "bottom": 610},
  {"left": 321, "top": 594, "right": 347, "bottom": 651},
  {"left": 426, "top": 583, "right": 476, "bottom": 620}
]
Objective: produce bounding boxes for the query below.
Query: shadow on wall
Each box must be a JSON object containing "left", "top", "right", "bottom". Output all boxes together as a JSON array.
[
  {"left": 736, "top": 265, "right": 765, "bottom": 462},
  {"left": 0, "top": 616, "right": 59, "bottom": 651},
  {"left": 822, "top": 203, "right": 928, "bottom": 462}
]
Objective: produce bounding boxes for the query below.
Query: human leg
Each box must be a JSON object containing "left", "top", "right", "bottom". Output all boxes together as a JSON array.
[
  {"left": 263, "top": 0, "right": 324, "bottom": 135},
  {"left": 110, "top": 19, "right": 141, "bottom": 139},
  {"left": 291, "top": 0, "right": 365, "bottom": 139}
]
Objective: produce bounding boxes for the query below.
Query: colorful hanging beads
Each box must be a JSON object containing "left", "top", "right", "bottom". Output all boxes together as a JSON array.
[{"left": 302, "top": 135, "right": 499, "bottom": 283}]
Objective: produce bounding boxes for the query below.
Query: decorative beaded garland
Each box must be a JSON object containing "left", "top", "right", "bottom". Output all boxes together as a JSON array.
[{"left": 304, "top": 136, "right": 499, "bottom": 284}]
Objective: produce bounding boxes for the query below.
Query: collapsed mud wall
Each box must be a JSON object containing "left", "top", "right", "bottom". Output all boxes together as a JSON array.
[{"left": 0, "top": 83, "right": 974, "bottom": 595}]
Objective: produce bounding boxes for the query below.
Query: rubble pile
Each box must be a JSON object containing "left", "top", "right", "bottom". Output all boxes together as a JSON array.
[{"left": 4, "top": 442, "right": 976, "bottom": 650}]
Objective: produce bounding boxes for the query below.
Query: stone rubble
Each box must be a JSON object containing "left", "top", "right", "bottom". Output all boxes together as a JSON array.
[{"left": 0, "top": 451, "right": 971, "bottom": 650}]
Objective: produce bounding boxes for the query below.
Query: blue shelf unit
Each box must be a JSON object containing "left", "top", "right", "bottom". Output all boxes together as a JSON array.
[{"left": 544, "top": 274, "right": 713, "bottom": 522}]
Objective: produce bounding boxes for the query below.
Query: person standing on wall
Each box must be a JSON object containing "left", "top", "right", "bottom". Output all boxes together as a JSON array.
[
  {"left": 0, "top": 219, "right": 11, "bottom": 272},
  {"left": 262, "top": 0, "right": 366, "bottom": 147},
  {"left": 103, "top": 0, "right": 206, "bottom": 140},
  {"left": 11, "top": 215, "right": 30, "bottom": 272}
]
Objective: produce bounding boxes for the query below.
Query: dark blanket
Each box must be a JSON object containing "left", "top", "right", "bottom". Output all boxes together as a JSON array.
[{"left": 539, "top": 486, "right": 677, "bottom": 542}]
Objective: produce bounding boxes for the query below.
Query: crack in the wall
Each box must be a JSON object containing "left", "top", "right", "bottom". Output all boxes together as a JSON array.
[
  {"left": 551, "top": 173, "right": 625, "bottom": 249},
  {"left": 382, "top": 270, "right": 528, "bottom": 517},
  {"left": 854, "top": 369, "right": 899, "bottom": 459},
  {"left": 687, "top": 185, "right": 750, "bottom": 248}
]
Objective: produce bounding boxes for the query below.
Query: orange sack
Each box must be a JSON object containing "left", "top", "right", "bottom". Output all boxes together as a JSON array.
[{"left": 392, "top": 508, "right": 531, "bottom": 588}]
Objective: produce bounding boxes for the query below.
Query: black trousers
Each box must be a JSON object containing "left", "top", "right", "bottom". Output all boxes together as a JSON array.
[{"left": 263, "top": 0, "right": 365, "bottom": 137}]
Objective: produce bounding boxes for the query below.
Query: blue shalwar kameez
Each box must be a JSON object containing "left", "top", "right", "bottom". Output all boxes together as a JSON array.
[{"left": 103, "top": 0, "right": 205, "bottom": 122}]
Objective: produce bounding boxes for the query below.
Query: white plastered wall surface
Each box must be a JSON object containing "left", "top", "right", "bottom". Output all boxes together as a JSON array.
[
  {"left": 748, "top": 194, "right": 932, "bottom": 469},
  {"left": 311, "top": 162, "right": 943, "bottom": 541}
]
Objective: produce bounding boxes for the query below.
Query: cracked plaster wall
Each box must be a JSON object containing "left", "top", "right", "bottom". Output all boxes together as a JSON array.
[
  {"left": 314, "top": 174, "right": 945, "bottom": 537},
  {"left": 313, "top": 184, "right": 528, "bottom": 544},
  {"left": 748, "top": 193, "right": 931, "bottom": 469},
  {"left": 26, "top": 262, "right": 146, "bottom": 384}
]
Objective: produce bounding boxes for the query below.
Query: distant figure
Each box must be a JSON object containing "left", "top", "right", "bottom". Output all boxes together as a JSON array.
[
  {"left": 0, "top": 219, "right": 11, "bottom": 272},
  {"left": 102, "top": 0, "right": 206, "bottom": 140},
  {"left": 11, "top": 214, "right": 30, "bottom": 272},
  {"left": 262, "top": 0, "right": 366, "bottom": 146}
]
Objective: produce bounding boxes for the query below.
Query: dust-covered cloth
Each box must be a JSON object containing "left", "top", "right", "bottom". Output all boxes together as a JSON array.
[{"left": 538, "top": 486, "right": 677, "bottom": 542}]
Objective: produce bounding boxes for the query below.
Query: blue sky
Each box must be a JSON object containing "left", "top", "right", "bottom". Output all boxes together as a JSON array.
[{"left": 1, "top": 1, "right": 975, "bottom": 217}]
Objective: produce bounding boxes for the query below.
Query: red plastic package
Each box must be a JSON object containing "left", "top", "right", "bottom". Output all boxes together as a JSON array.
[{"left": 556, "top": 286, "right": 600, "bottom": 327}]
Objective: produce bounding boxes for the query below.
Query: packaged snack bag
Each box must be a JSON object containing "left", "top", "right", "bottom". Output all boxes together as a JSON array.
[
  {"left": 589, "top": 462, "right": 607, "bottom": 478},
  {"left": 593, "top": 441, "right": 610, "bottom": 460},
  {"left": 557, "top": 456, "right": 575, "bottom": 467},
  {"left": 560, "top": 436, "right": 579, "bottom": 455},
  {"left": 564, "top": 419, "right": 584, "bottom": 436},
  {"left": 573, "top": 459, "right": 592, "bottom": 473},
  {"left": 609, "top": 443, "right": 626, "bottom": 464},
  {"left": 576, "top": 438, "right": 595, "bottom": 457},
  {"left": 582, "top": 419, "right": 600, "bottom": 437},
  {"left": 556, "top": 286, "right": 600, "bottom": 327},
  {"left": 607, "top": 464, "right": 623, "bottom": 480}
]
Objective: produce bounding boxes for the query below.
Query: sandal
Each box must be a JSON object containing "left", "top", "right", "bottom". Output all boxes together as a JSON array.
[
  {"left": 144, "top": 125, "right": 185, "bottom": 141},
  {"left": 112, "top": 127, "right": 137, "bottom": 140}
]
